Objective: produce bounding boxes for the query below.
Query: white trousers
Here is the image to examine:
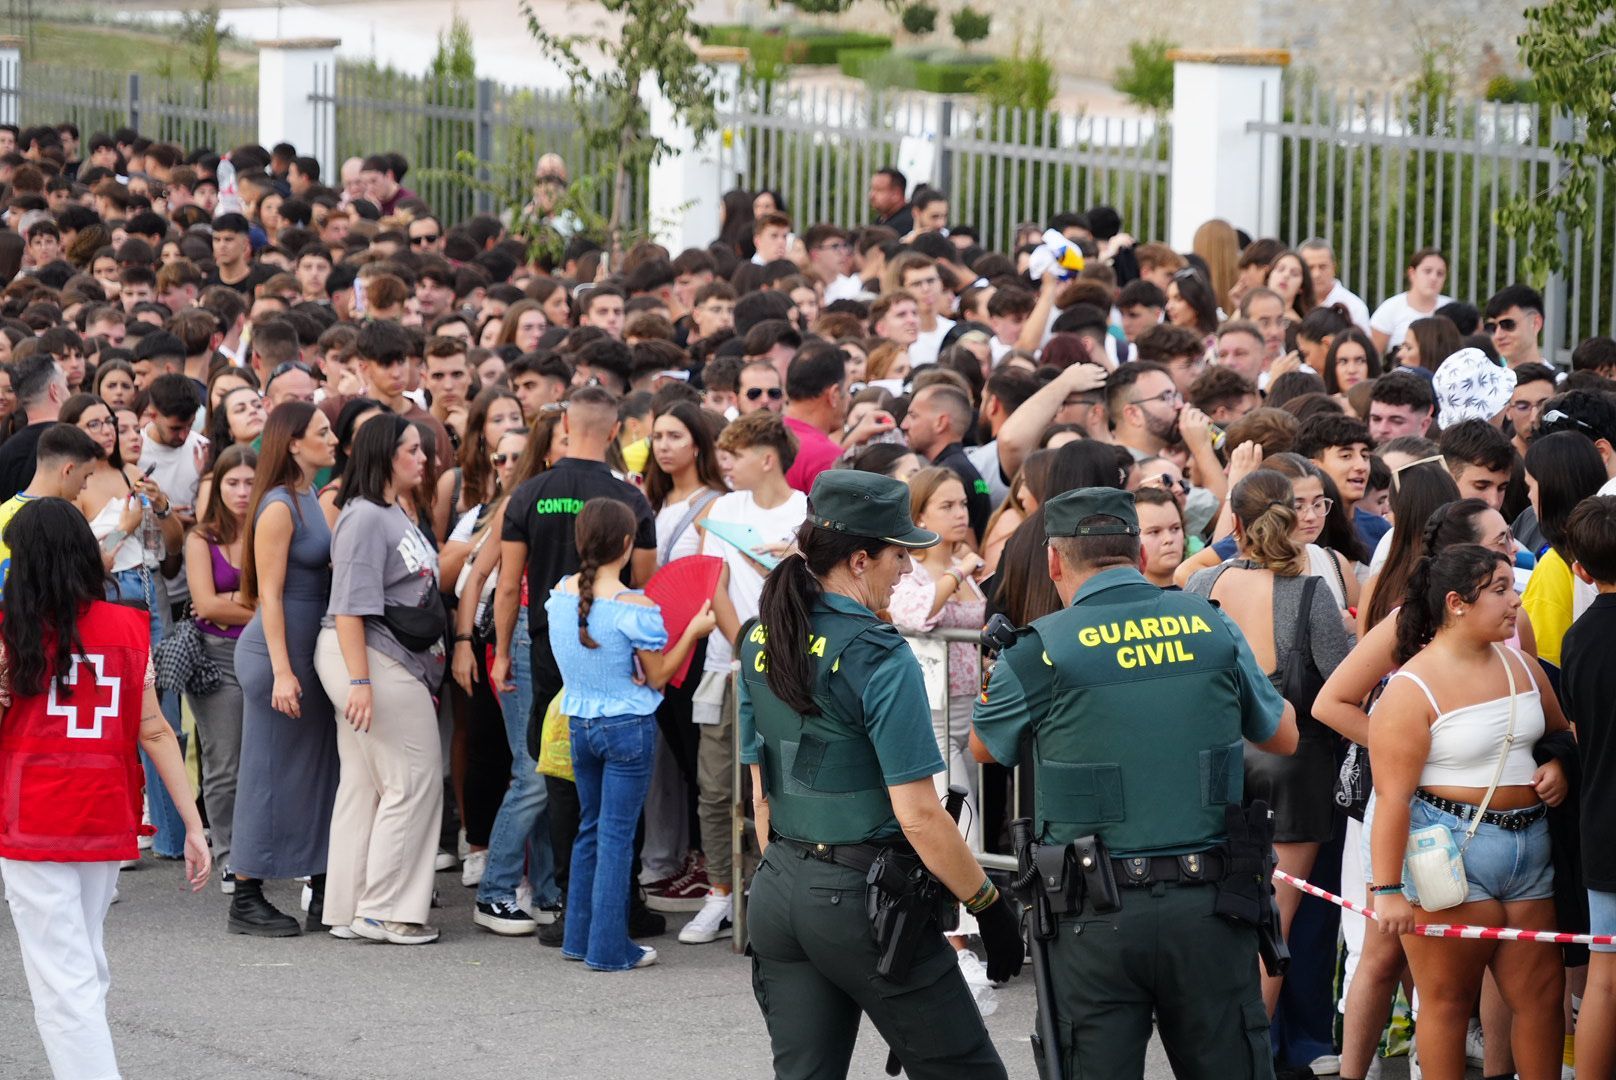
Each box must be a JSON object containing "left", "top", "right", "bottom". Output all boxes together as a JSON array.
[{"left": 1, "top": 858, "right": 121, "bottom": 1080}]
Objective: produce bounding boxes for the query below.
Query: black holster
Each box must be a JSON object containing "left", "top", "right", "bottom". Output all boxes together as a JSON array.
[
  {"left": 865, "top": 849, "right": 945, "bottom": 981},
  {"left": 1214, "top": 800, "right": 1289, "bottom": 977}
]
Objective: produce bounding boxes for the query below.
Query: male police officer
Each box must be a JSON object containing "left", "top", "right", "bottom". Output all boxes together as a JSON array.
[{"left": 971, "top": 487, "right": 1298, "bottom": 1079}]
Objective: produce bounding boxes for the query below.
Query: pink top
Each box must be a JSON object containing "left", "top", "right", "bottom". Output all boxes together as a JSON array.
[
  {"left": 784, "top": 417, "right": 842, "bottom": 494},
  {"left": 888, "top": 563, "right": 986, "bottom": 700}
]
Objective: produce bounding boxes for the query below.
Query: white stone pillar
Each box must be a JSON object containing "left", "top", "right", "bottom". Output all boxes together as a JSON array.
[
  {"left": 257, "top": 38, "right": 339, "bottom": 176},
  {"left": 0, "top": 36, "right": 20, "bottom": 128},
  {"left": 1167, "top": 49, "right": 1289, "bottom": 251},
  {"left": 646, "top": 46, "right": 747, "bottom": 253}
]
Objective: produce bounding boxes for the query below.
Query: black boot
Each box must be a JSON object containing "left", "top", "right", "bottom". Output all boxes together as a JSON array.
[
  {"left": 227, "top": 878, "right": 301, "bottom": 937},
  {"left": 305, "top": 874, "right": 326, "bottom": 933}
]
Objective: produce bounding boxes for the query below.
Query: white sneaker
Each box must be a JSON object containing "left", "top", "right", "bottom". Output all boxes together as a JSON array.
[
  {"left": 515, "top": 879, "right": 534, "bottom": 915},
  {"left": 633, "top": 945, "right": 658, "bottom": 968},
  {"left": 434, "top": 850, "right": 458, "bottom": 872},
  {"left": 220, "top": 868, "right": 235, "bottom": 896},
  {"left": 955, "top": 947, "right": 999, "bottom": 1017},
  {"left": 1306, "top": 1054, "right": 1339, "bottom": 1075},
  {"left": 461, "top": 849, "right": 487, "bottom": 888},
  {"left": 457, "top": 828, "right": 469, "bottom": 861},
  {"left": 300, "top": 883, "right": 313, "bottom": 912},
  {"left": 1465, "top": 1019, "right": 1485, "bottom": 1067},
  {"left": 678, "top": 891, "right": 733, "bottom": 944}
]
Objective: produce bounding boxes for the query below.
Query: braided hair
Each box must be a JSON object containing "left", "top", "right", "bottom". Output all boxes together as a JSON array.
[{"left": 572, "top": 498, "right": 636, "bottom": 650}]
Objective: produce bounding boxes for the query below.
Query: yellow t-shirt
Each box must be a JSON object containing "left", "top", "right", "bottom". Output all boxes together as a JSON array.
[
  {"left": 621, "top": 437, "right": 651, "bottom": 477},
  {"left": 1522, "top": 547, "right": 1574, "bottom": 666},
  {"left": 0, "top": 493, "right": 34, "bottom": 597}
]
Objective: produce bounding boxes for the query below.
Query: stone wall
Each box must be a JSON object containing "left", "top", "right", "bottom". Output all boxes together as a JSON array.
[{"left": 812, "top": 0, "right": 1527, "bottom": 92}]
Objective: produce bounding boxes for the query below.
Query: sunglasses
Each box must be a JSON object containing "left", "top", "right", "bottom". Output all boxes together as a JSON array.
[
  {"left": 745, "top": 387, "right": 783, "bottom": 401},
  {"left": 491, "top": 452, "right": 518, "bottom": 465},
  {"left": 1540, "top": 408, "right": 1592, "bottom": 433},
  {"left": 1145, "top": 473, "right": 1191, "bottom": 494},
  {"left": 411, "top": 233, "right": 441, "bottom": 245},
  {"left": 268, "top": 360, "right": 315, "bottom": 382},
  {"left": 1484, "top": 316, "right": 1529, "bottom": 334}
]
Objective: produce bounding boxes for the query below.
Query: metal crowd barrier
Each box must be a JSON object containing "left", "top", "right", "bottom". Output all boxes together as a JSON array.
[{"left": 730, "top": 626, "right": 1018, "bottom": 953}]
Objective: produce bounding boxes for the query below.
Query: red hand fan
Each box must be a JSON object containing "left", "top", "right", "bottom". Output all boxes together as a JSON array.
[{"left": 645, "top": 555, "right": 724, "bottom": 689}]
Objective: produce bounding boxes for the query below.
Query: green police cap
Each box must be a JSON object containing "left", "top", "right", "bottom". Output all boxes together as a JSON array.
[
  {"left": 807, "top": 470, "right": 939, "bottom": 549},
  {"left": 1044, "top": 487, "right": 1141, "bottom": 538}
]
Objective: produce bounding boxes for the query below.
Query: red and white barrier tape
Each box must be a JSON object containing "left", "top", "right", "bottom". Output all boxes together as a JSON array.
[{"left": 1272, "top": 869, "right": 1616, "bottom": 946}]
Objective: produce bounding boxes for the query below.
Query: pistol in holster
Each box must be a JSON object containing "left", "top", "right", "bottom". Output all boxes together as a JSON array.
[
  {"left": 865, "top": 850, "right": 946, "bottom": 981},
  {"left": 1213, "top": 800, "right": 1289, "bottom": 977}
]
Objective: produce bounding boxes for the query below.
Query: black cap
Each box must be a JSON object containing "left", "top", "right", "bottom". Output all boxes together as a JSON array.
[
  {"left": 807, "top": 471, "right": 938, "bottom": 549},
  {"left": 1044, "top": 487, "right": 1140, "bottom": 538}
]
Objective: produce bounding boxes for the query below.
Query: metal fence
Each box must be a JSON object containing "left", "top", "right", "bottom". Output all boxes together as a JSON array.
[
  {"left": 6, "top": 62, "right": 258, "bottom": 155},
  {"left": 1248, "top": 76, "right": 1612, "bottom": 361},
  {"left": 308, "top": 61, "right": 646, "bottom": 233},
  {"left": 718, "top": 83, "right": 1170, "bottom": 254}
]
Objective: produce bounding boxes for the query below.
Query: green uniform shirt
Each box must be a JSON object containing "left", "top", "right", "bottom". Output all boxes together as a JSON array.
[
  {"left": 739, "top": 591, "right": 946, "bottom": 790},
  {"left": 974, "top": 567, "right": 1285, "bottom": 854}
]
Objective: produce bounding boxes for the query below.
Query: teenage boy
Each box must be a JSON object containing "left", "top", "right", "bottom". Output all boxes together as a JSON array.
[
  {"left": 424, "top": 336, "right": 475, "bottom": 447},
  {"left": 1295, "top": 413, "right": 1386, "bottom": 549},
  {"left": 578, "top": 285, "right": 626, "bottom": 340},
  {"left": 675, "top": 412, "right": 807, "bottom": 945},
  {"left": 893, "top": 253, "right": 955, "bottom": 367},
  {"left": 1366, "top": 419, "right": 1516, "bottom": 576},
  {"left": 0, "top": 424, "right": 102, "bottom": 595},
  {"left": 1366, "top": 372, "right": 1436, "bottom": 444},
  {"left": 986, "top": 287, "right": 1037, "bottom": 366},
  {"left": 320, "top": 320, "right": 452, "bottom": 470},
  {"left": 1484, "top": 283, "right": 1546, "bottom": 369},
  {"left": 1562, "top": 496, "right": 1616, "bottom": 1080}
]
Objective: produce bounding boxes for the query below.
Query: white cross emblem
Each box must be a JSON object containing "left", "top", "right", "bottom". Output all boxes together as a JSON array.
[{"left": 46, "top": 654, "right": 121, "bottom": 740}]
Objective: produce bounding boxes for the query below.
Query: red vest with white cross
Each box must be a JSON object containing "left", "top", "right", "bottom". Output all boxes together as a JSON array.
[{"left": 0, "top": 602, "right": 151, "bottom": 862}]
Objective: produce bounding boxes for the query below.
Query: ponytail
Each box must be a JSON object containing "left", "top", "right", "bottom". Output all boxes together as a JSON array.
[
  {"left": 1231, "top": 470, "right": 1304, "bottom": 574},
  {"left": 1394, "top": 544, "right": 1509, "bottom": 663},
  {"left": 756, "top": 521, "right": 892, "bottom": 717},
  {"left": 757, "top": 553, "right": 823, "bottom": 714}
]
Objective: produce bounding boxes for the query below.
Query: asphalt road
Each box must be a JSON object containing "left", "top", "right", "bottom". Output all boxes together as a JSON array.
[{"left": 0, "top": 859, "right": 1430, "bottom": 1079}]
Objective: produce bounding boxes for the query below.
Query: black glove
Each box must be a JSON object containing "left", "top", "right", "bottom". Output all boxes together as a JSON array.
[{"left": 975, "top": 892, "right": 1025, "bottom": 983}]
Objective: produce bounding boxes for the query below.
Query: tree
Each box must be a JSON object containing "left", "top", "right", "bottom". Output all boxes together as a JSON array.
[
  {"left": 1112, "top": 37, "right": 1176, "bottom": 114},
  {"left": 900, "top": 2, "right": 937, "bottom": 37},
  {"left": 521, "top": 0, "right": 717, "bottom": 250},
  {"left": 1497, "top": 0, "right": 1616, "bottom": 282},
  {"left": 950, "top": 6, "right": 990, "bottom": 50}
]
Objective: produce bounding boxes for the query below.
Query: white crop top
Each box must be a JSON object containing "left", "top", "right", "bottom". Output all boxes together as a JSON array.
[{"left": 1388, "top": 645, "right": 1544, "bottom": 788}]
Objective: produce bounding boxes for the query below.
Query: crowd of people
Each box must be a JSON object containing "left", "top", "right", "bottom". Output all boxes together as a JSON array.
[{"left": 1, "top": 115, "right": 1616, "bottom": 1080}]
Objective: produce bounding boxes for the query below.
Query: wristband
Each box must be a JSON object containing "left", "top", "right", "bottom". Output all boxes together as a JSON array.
[
  {"left": 453, "top": 634, "right": 473, "bottom": 643},
  {"left": 350, "top": 678, "right": 371, "bottom": 686},
  {"left": 1371, "top": 883, "right": 1404, "bottom": 895},
  {"left": 963, "top": 878, "right": 998, "bottom": 914}
]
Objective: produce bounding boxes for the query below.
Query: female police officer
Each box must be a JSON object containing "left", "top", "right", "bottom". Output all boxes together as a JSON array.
[{"left": 741, "top": 470, "right": 1022, "bottom": 1080}]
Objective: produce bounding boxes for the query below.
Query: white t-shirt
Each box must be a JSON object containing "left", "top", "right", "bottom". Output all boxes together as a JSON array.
[
  {"left": 965, "top": 441, "right": 1010, "bottom": 510},
  {"left": 823, "top": 274, "right": 865, "bottom": 303},
  {"left": 1323, "top": 280, "right": 1372, "bottom": 333},
  {"left": 141, "top": 428, "right": 208, "bottom": 603},
  {"left": 654, "top": 490, "right": 718, "bottom": 565},
  {"left": 908, "top": 317, "right": 955, "bottom": 368},
  {"left": 1369, "top": 291, "right": 1453, "bottom": 349},
  {"left": 700, "top": 489, "right": 808, "bottom": 673}
]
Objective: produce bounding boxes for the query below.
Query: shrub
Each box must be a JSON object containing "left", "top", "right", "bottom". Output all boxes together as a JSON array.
[
  {"left": 1112, "top": 37, "right": 1176, "bottom": 112},
  {"left": 901, "top": 2, "right": 938, "bottom": 36},
  {"left": 950, "top": 6, "right": 991, "bottom": 49}
]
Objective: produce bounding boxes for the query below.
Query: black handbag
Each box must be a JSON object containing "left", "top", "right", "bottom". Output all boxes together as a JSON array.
[
  {"left": 379, "top": 601, "right": 447, "bottom": 652},
  {"left": 1277, "top": 575, "right": 1327, "bottom": 733}
]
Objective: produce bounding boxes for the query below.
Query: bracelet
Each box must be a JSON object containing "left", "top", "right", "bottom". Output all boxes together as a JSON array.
[
  {"left": 963, "top": 878, "right": 998, "bottom": 914},
  {"left": 453, "top": 634, "right": 473, "bottom": 643},
  {"left": 1371, "top": 883, "right": 1405, "bottom": 895},
  {"left": 350, "top": 678, "right": 371, "bottom": 686}
]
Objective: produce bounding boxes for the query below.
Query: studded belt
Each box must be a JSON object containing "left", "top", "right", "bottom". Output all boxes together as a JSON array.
[
  {"left": 1110, "top": 849, "right": 1229, "bottom": 887},
  {"left": 1415, "top": 789, "right": 1547, "bottom": 831}
]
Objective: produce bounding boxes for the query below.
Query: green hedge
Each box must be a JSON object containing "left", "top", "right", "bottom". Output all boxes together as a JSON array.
[
  {"left": 840, "top": 47, "right": 995, "bottom": 94},
  {"left": 699, "top": 25, "right": 892, "bottom": 66}
]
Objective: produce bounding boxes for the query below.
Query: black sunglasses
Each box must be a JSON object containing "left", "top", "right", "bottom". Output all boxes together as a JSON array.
[
  {"left": 745, "top": 387, "right": 783, "bottom": 401},
  {"left": 1484, "top": 316, "right": 1524, "bottom": 334},
  {"left": 411, "top": 233, "right": 441, "bottom": 245},
  {"left": 268, "top": 360, "right": 315, "bottom": 383}
]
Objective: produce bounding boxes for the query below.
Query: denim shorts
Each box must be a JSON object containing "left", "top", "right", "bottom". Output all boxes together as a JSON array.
[
  {"left": 1588, "top": 890, "right": 1616, "bottom": 954},
  {"left": 1399, "top": 796, "right": 1554, "bottom": 907}
]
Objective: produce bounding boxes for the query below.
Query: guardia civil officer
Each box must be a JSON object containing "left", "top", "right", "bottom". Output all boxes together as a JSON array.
[
  {"left": 971, "top": 488, "right": 1298, "bottom": 1080},
  {"left": 741, "top": 470, "right": 1023, "bottom": 1080}
]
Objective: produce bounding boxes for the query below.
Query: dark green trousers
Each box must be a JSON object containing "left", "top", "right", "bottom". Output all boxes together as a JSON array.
[
  {"left": 1041, "top": 881, "right": 1274, "bottom": 1080},
  {"left": 747, "top": 842, "right": 1007, "bottom": 1080}
]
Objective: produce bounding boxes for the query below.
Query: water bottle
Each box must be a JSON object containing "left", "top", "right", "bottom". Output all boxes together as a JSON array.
[
  {"left": 139, "top": 495, "right": 163, "bottom": 570},
  {"left": 215, "top": 154, "right": 243, "bottom": 217}
]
